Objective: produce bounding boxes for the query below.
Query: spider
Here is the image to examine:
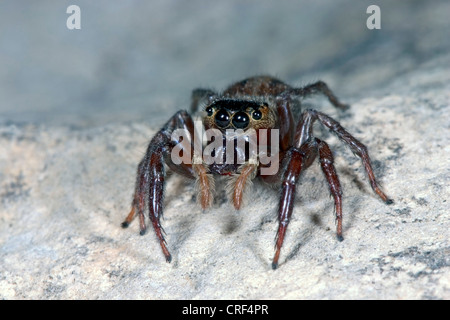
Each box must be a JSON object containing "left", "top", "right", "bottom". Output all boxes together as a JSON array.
[{"left": 121, "top": 75, "right": 393, "bottom": 269}]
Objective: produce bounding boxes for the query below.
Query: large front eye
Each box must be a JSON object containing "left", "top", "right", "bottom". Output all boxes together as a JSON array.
[
  {"left": 232, "top": 112, "right": 250, "bottom": 129},
  {"left": 215, "top": 109, "right": 230, "bottom": 128}
]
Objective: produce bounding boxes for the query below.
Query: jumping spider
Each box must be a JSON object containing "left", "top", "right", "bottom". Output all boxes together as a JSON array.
[{"left": 122, "top": 75, "right": 393, "bottom": 269}]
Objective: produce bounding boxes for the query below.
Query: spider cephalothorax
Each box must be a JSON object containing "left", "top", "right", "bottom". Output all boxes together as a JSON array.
[{"left": 121, "top": 75, "right": 393, "bottom": 269}]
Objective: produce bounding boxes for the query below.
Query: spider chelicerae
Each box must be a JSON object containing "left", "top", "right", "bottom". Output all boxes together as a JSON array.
[{"left": 121, "top": 75, "right": 393, "bottom": 269}]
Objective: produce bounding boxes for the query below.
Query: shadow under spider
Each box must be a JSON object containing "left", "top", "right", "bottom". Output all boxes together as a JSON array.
[
  {"left": 338, "top": 166, "right": 368, "bottom": 194},
  {"left": 168, "top": 168, "right": 365, "bottom": 268},
  {"left": 277, "top": 192, "right": 364, "bottom": 268},
  {"left": 222, "top": 213, "right": 242, "bottom": 235}
]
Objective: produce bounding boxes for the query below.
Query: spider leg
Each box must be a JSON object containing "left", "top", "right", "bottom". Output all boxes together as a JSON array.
[
  {"left": 122, "top": 110, "right": 197, "bottom": 263},
  {"left": 122, "top": 159, "right": 150, "bottom": 234},
  {"left": 272, "top": 107, "right": 393, "bottom": 268},
  {"left": 231, "top": 163, "right": 257, "bottom": 210},
  {"left": 122, "top": 200, "right": 136, "bottom": 228},
  {"left": 315, "top": 138, "right": 344, "bottom": 241},
  {"left": 193, "top": 163, "right": 214, "bottom": 210},
  {"left": 190, "top": 88, "right": 217, "bottom": 114},
  {"left": 289, "top": 81, "right": 350, "bottom": 110},
  {"left": 272, "top": 140, "right": 318, "bottom": 269},
  {"left": 275, "top": 94, "right": 295, "bottom": 151},
  {"left": 189, "top": 87, "right": 221, "bottom": 208},
  {"left": 303, "top": 109, "right": 393, "bottom": 204}
]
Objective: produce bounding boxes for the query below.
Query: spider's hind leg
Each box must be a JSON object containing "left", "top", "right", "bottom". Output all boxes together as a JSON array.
[
  {"left": 290, "top": 81, "right": 350, "bottom": 111},
  {"left": 190, "top": 88, "right": 217, "bottom": 114}
]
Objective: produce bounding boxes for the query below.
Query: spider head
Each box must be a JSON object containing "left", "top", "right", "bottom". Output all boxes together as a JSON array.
[{"left": 203, "top": 99, "right": 275, "bottom": 131}]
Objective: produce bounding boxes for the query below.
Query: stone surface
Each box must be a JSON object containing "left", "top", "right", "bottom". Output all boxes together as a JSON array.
[{"left": 0, "top": 1, "right": 449, "bottom": 300}]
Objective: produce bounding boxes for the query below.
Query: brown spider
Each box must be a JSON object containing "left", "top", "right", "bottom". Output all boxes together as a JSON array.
[{"left": 121, "top": 75, "right": 393, "bottom": 269}]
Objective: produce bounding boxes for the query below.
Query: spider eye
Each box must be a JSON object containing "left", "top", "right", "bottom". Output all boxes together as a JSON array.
[
  {"left": 252, "top": 110, "right": 262, "bottom": 120},
  {"left": 232, "top": 112, "right": 250, "bottom": 129},
  {"left": 205, "top": 106, "right": 214, "bottom": 116},
  {"left": 215, "top": 109, "right": 230, "bottom": 128}
]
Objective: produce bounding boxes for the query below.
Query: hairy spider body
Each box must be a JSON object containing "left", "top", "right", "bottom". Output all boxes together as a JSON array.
[{"left": 122, "top": 75, "right": 393, "bottom": 269}]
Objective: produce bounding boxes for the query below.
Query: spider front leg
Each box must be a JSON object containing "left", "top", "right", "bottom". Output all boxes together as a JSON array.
[
  {"left": 272, "top": 139, "right": 344, "bottom": 269},
  {"left": 122, "top": 110, "right": 197, "bottom": 263}
]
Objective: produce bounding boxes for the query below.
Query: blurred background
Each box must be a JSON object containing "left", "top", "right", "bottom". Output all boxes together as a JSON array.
[{"left": 0, "top": 0, "right": 449, "bottom": 128}]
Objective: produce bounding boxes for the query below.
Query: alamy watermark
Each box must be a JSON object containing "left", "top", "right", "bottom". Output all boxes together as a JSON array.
[
  {"left": 170, "top": 121, "right": 280, "bottom": 176},
  {"left": 66, "top": 5, "right": 382, "bottom": 31},
  {"left": 366, "top": 5, "right": 381, "bottom": 30},
  {"left": 66, "top": 5, "right": 81, "bottom": 30}
]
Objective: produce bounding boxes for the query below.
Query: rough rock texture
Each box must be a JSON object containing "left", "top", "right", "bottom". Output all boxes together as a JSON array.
[{"left": 0, "top": 1, "right": 449, "bottom": 299}]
